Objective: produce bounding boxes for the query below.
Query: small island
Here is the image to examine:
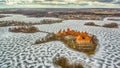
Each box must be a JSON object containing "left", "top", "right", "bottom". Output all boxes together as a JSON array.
[
  {"left": 0, "top": 15, "right": 7, "bottom": 18},
  {"left": 0, "top": 19, "right": 63, "bottom": 27},
  {"left": 35, "top": 28, "right": 98, "bottom": 55}
]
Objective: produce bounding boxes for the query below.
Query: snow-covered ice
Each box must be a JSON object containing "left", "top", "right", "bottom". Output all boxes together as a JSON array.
[
  {"left": 0, "top": 14, "right": 120, "bottom": 68},
  {"left": 0, "top": 14, "right": 61, "bottom": 23}
]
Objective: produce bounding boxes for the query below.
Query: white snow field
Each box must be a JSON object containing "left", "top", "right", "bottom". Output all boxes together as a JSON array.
[
  {"left": 0, "top": 14, "right": 61, "bottom": 23},
  {"left": 0, "top": 14, "right": 120, "bottom": 68}
]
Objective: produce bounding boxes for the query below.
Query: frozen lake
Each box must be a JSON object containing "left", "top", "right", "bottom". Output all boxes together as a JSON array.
[
  {"left": 0, "top": 14, "right": 120, "bottom": 68},
  {"left": 0, "top": 14, "right": 120, "bottom": 25},
  {"left": 0, "top": 14, "right": 61, "bottom": 23}
]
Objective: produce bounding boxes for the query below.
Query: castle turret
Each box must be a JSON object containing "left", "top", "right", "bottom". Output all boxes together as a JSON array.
[{"left": 57, "top": 30, "right": 62, "bottom": 36}]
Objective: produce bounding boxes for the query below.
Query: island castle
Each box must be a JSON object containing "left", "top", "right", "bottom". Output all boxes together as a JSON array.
[{"left": 57, "top": 28, "right": 92, "bottom": 44}]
